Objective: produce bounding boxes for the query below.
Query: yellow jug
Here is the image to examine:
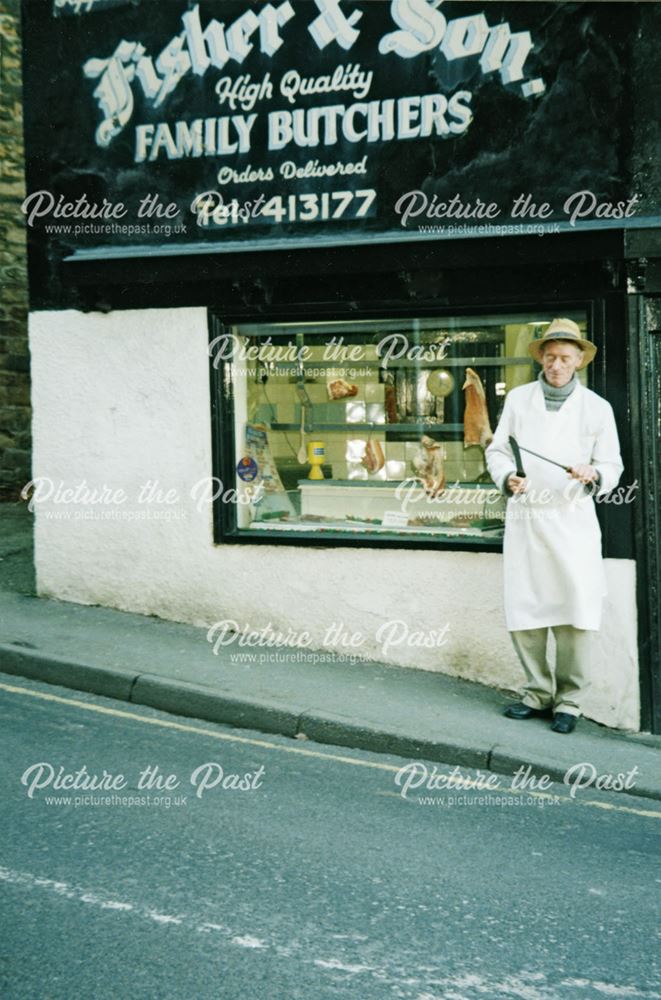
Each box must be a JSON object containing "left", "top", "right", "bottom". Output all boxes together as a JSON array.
[{"left": 307, "top": 440, "right": 325, "bottom": 480}]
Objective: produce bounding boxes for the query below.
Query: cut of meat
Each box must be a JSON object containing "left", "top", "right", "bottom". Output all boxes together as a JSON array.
[
  {"left": 362, "top": 439, "right": 385, "bottom": 473},
  {"left": 412, "top": 435, "right": 445, "bottom": 496},
  {"left": 328, "top": 378, "right": 359, "bottom": 400},
  {"left": 463, "top": 368, "right": 493, "bottom": 448}
]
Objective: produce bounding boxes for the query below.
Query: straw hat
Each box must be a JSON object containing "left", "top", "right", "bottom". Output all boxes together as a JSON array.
[{"left": 528, "top": 318, "right": 597, "bottom": 369}]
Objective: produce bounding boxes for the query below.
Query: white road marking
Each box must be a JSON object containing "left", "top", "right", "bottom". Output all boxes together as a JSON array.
[
  {"left": 231, "top": 935, "right": 268, "bottom": 949},
  {"left": 0, "top": 864, "right": 244, "bottom": 940},
  {"left": 314, "top": 958, "right": 375, "bottom": 974},
  {"left": 146, "top": 911, "right": 183, "bottom": 925},
  {"left": 561, "top": 980, "right": 657, "bottom": 997},
  {"left": 1, "top": 864, "right": 658, "bottom": 998}
]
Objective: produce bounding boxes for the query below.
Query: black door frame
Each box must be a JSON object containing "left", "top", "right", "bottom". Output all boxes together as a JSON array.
[{"left": 628, "top": 292, "right": 661, "bottom": 733}]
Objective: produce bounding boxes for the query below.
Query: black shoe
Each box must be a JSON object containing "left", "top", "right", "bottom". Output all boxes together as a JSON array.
[
  {"left": 503, "top": 701, "right": 550, "bottom": 720},
  {"left": 551, "top": 712, "right": 578, "bottom": 734}
]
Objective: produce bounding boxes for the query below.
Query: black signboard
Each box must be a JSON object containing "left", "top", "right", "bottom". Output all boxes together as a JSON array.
[{"left": 22, "top": 0, "right": 646, "bottom": 264}]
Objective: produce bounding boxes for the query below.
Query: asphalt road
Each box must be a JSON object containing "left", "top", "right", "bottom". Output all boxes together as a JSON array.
[{"left": 0, "top": 673, "right": 659, "bottom": 1000}]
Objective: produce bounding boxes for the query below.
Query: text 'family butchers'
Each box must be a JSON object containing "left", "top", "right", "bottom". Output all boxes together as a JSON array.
[{"left": 82, "top": 1, "right": 546, "bottom": 161}]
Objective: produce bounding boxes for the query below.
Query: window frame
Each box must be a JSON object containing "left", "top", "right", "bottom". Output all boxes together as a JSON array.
[{"left": 208, "top": 298, "right": 597, "bottom": 550}]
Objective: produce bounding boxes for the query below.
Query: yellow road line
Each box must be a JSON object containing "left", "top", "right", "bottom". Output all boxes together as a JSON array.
[
  {"left": 1, "top": 680, "right": 660, "bottom": 820},
  {"left": 577, "top": 798, "right": 661, "bottom": 819},
  {"left": 0, "top": 680, "right": 400, "bottom": 772},
  {"left": 374, "top": 788, "right": 661, "bottom": 819}
]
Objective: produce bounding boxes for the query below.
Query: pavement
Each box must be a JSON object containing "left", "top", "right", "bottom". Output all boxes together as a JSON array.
[{"left": 1, "top": 502, "right": 659, "bottom": 802}]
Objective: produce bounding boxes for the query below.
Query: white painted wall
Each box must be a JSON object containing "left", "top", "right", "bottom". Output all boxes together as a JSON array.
[{"left": 28, "top": 307, "right": 640, "bottom": 730}]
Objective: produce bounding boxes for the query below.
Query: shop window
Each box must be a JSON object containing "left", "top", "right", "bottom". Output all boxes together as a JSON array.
[{"left": 210, "top": 311, "right": 587, "bottom": 545}]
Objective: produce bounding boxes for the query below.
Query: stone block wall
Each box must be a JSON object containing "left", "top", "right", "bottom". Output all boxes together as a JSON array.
[{"left": 0, "top": 0, "right": 30, "bottom": 497}]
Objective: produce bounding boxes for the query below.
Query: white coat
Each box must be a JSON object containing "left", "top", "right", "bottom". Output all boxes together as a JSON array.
[{"left": 485, "top": 380, "right": 623, "bottom": 631}]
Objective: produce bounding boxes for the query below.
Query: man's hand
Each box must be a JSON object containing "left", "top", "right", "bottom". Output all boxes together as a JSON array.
[
  {"left": 506, "top": 474, "right": 528, "bottom": 494},
  {"left": 568, "top": 464, "right": 598, "bottom": 484}
]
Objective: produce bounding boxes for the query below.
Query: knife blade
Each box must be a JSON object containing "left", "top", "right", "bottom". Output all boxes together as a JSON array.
[{"left": 508, "top": 435, "right": 526, "bottom": 478}]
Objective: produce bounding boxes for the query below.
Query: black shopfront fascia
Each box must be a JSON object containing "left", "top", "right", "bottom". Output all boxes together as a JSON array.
[{"left": 64, "top": 227, "right": 660, "bottom": 731}]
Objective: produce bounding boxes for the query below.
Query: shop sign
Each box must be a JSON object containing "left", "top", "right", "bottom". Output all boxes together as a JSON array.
[
  {"left": 82, "top": 2, "right": 543, "bottom": 154},
  {"left": 23, "top": 1, "right": 634, "bottom": 257}
]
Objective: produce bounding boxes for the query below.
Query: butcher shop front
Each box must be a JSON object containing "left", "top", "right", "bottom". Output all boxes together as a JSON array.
[{"left": 22, "top": 1, "right": 661, "bottom": 732}]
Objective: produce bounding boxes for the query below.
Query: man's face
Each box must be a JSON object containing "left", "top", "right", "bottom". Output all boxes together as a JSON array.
[{"left": 541, "top": 340, "right": 583, "bottom": 387}]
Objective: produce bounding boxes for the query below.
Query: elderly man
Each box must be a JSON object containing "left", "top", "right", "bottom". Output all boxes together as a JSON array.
[{"left": 485, "top": 318, "right": 623, "bottom": 733}]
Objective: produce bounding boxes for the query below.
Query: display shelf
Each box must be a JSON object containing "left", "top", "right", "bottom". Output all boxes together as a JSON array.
[
  {"left": 263, "top": 357, "right": 533, "bottom": 372},
  {"left": 248, "top": 519, "right": 504, "bottom": 540},
  {"left": 296, "top": 479, "right": 505, "bottom": 524},
  {"left": 296, "top": 479, "right": 497, "bottom": 489},
  {"left": 270, "top": 422, "right": 466, "bottom": 432}
]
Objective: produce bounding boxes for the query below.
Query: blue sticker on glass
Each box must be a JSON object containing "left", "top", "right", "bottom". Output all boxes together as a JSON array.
[{"left": 237, "top": 457, "right": 259, "bottom": 482}]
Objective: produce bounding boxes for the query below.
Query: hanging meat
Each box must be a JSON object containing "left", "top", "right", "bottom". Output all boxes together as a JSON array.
[
  {"left": 462, "top": 368, "right": 493, "bottom": 448},
  {"left": 413, "top": 435, "right": 446, "bottom": 497},
  {"left": 384, "top": 382, "right": 398, "bottom": 423}
]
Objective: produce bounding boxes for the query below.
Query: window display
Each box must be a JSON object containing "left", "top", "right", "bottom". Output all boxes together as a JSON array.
[{"left": 212, "top": 311, "right": 587, "bottom": 544}]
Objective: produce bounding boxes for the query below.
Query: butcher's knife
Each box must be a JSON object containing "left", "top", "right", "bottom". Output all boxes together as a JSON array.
[{"left": 508, "top": 435, "right": 526, "bottom": 478}]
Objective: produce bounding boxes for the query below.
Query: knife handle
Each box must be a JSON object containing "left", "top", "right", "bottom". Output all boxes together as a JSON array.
[{"left": 508, "top": 435, "right": 526, "bottom": 479}]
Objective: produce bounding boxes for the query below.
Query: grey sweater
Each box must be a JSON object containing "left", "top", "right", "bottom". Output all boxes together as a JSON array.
[{"left": 537, "top": 371, "right": 578, "bottom": 410}]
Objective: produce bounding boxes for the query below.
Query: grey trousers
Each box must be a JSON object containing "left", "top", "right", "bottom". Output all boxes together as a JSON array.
[{"left": 510, "top": 626, "right": 593, "bottom": 717}]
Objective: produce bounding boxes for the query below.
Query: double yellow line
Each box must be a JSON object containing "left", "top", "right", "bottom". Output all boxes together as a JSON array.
[{"left": 1, "top": 680, "right": 659, "bottom": 820}]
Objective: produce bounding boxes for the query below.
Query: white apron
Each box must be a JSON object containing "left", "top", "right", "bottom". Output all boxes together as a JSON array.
[{"left": 498, "top": 385, "right": 608, "bottom": 631}]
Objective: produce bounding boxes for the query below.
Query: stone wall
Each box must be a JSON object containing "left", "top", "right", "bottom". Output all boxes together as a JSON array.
[{"left": 0, "top": 0, "right": 30, "bottom": 497}]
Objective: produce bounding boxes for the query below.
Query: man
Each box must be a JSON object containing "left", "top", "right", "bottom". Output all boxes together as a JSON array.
[{"left": 485, "top": 318, "right": 623, "bottom": 734}]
